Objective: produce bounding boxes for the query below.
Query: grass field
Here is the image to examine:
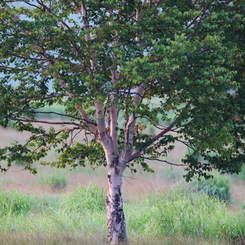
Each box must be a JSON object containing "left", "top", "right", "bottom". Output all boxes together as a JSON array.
[{"left": 0, "top": 126, "right": 245, "bottom": 244}]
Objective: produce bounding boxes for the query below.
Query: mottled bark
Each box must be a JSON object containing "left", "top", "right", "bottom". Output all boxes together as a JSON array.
[{"left": 106, "top": 157, "right": 127, "bottom": 244}]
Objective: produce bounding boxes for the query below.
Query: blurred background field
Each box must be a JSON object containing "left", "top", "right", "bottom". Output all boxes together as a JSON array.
[{"left": 0, "top": 113, "right": 245, "bottom": 244}]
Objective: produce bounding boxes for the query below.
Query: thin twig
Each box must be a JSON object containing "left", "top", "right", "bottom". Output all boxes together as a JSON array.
[
  {"left": 139, "top": 157, "right": 187, "bottom": 167},
  {"left": 17, "top": 110, "right": 96, "bottom": 126},
  {"left": 9, "top": 117, "right": 87, "bottom": 129}
]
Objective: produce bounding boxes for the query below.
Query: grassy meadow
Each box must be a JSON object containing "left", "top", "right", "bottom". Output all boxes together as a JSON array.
[{"left": 0, "top": 124, "right": 245, "bottom": 245}]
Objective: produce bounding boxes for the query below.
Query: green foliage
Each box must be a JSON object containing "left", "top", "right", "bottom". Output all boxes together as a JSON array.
[
  {"left": 0, "top": 189, "right": 33, "bottom": 216},
  {"left": 0, "top": 0, "right": 244, "bottom": 179},
  {"left": 187, "top": 175, "right": 231, "bottom": 202}
]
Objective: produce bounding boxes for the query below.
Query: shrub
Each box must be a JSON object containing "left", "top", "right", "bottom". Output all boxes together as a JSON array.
[{"left": 187, "top": 175, "right": 231, "bottom": 202}]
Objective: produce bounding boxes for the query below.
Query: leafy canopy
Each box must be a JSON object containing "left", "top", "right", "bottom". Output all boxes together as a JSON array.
[{"left": 0, "top": 0, "right": 245, "bottom": 180}]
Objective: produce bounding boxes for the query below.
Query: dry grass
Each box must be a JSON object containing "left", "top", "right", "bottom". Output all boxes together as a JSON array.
[
  {"left": 0, "top": 164, "right": 177, "bottom": 201},
  {"left": 0, "top": 231, "right": 233, "bottom": 245}
]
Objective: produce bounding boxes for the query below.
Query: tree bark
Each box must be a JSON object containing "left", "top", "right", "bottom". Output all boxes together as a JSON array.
[{"left": 106, "top": 157, "right": 128, "bottom": 244}]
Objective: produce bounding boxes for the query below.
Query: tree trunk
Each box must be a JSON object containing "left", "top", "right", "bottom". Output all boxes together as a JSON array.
[{"left": 106, "top": 158, "right": 127, "bottom": 244}]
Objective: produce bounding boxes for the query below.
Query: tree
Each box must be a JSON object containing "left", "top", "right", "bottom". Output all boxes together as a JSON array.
[{"left": 0, "top": 0, "right": 245, "bottom": 244}]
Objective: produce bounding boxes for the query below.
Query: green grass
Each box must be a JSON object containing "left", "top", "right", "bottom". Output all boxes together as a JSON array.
[
  {"left": 0, "top": 184, "right": 244, "bottom": 245},
  {"left": 126, "top": 187, "right": 245, "bottom": 244},
  {"left": 60, "top": 184, "right": 105, "bottom": 212},
  {"left": 36, "top": 172, "right": 68, "bottom": 190},
  {"left": 0, "top": 189, "right": 33, "bottom": 216}
]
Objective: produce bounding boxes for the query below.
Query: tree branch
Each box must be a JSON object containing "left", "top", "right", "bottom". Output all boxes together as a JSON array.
[
  {"left": 138, "top": 157, "right": 187, "bottom": 167},
  {"left": 95, "top": 101, "right": 107, "bottom": 140},
  {"left": 176, "top": 139, "right": 195, "bottom": 151},
  {"left": 16, "top": 110, "right": 97, "bottom": 126},
  {"left": 129, "top": 101, "right": 192, "bottom": 161},
  {"left": 0, "top": 65, "right": 43, "bottom": 74},
  {"left": 110, "top": 70, "right": 119, "bottom": 150},
  {"left": 108, "top": 9, "right": 120, "bottom": 151},
  {"left": 123, "top": 83, "right": 146, "bottom": 162},
  {"left": 27, "top": 93, "right": 63, "bottom": 101},
  {"left": 9, "top": 117, "right": 87, "bottom": 129},
  {"left": 122, "top": 6, "right": 147, "bottom": 162}
]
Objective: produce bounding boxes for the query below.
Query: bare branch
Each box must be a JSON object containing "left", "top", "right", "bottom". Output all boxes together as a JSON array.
[
  {"left": 22, "top": 1, "right": 45, "bottom": 11},
  {"left": 224, "top": 0, "right": 233, "bottom": 5},
  {"left": 129, "top": 122, "right": 174, "bottom": 162},
  {"left": 41, "top": 126, "right": 81, "bottom": 137},
  {"left": 4, "top": 52, "right": 47, "bottom": 61},
  {"left": 27, "top": 93, "right": 63, "bottom": 101},
  {"left": 129, "top": 101, "right": 192, "bottom": 161},
  {"left": 95, "top": 101, "right": 107, "bottom": 139},
  {"left": 16, "top": 110, "right": 97, "bottom": 126},
  {"left": 122, "top": 83, "right": 146, "bottom": 162},
  {"left": 155, "top": 0, "right": 162, "bottom": 9},
  {"left": 186, "top": 7, "right": 205, "bottom": 28},
  {"left": 0, "top": 65, "right": 43, "bottom": 74},
  {"left": 176, "top": 139, "right": 195, "bottom": 151},
  {"left": 69, "top": 129, "right": 82, "bottom": 146},
  {"left": 9, "top": 117, "right": 87, "bottom": 129},
  {"left": 81, "top": 4, "right": 91, "bottom": 42},
  {"left": 37, "top": 44, "right": 97, "bottom": 133},
  {"left": 138, "top": 157, "right": 187, "bottom": 167},
  {"left": 192, "top": 0, "right": 199, "bottom": 7}
]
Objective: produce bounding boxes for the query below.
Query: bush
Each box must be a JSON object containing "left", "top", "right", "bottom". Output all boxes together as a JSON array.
[
  {"left": 163, "top": 168, "right": 182, "bottom": 181},
  {"left": 0, "top": 190, "right": 33, "bottom": 216},
  {"left": 37, "top": 173, "right": 68, "bottom": 190},
  {"left": 187, "top": 175, "right": 231, "bottom": 202}
]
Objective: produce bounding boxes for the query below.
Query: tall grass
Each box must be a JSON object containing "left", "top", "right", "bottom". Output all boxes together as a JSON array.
[
  {"left": 0, "top": 184, "right": 244, "bottom": 245},
  {"left": 126, "top": 187, "right": 245, "bottom": 243},
  {"left": 60, "top": 184, "right": 105, "bottom": 212},
  {"left": 0, "top": 189, "right": 33, "bottom": 216}
]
